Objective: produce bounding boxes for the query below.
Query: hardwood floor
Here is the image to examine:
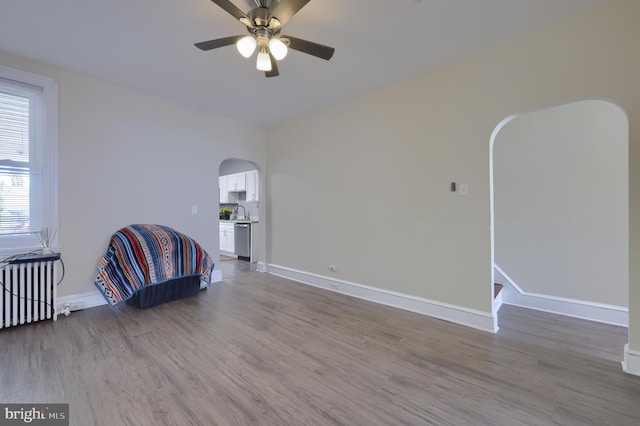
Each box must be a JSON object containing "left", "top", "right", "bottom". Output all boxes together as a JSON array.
[
  {"left": 1, "top": 272, "right": 639, "bottom": 425},
  {"left": 217, "top": 258, "right": 257, "bottom": 279}
]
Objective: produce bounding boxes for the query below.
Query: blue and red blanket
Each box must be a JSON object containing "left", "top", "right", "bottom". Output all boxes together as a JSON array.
[{"left": 94, "top": 224, "right": 214, "bottom": 307}]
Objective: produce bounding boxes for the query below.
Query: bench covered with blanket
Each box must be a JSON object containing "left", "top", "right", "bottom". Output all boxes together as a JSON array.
[{"left": 94, "top": 224, "right": 214, "bottom": 308}]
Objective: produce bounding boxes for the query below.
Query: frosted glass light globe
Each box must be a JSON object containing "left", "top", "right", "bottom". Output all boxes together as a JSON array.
[
  {"left": 268, "top": 38, "right": 288, "bottom": 61},
  {"left": 236, "top": 36, "right": 257, "bottom": 58},
  {"left": 256, "top": 50, "right": 272, "bottom": 71}
]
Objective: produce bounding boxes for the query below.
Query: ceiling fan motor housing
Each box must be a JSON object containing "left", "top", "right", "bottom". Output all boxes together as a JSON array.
[
  {"left": 248, "top": 6, "right": 273, "bottom": 28},
  {"left": 254, "top": 0, "right": 274, "bottom": 8},
  {"left": 238, "top": 6, "right": 275, "bottom": 29}
]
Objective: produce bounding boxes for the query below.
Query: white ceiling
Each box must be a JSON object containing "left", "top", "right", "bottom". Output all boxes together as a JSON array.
[{"left": 0, "top": 0, "right": 605, "bottom": 127}]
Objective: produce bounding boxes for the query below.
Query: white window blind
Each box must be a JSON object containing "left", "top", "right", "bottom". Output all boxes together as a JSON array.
[
  {"left": 0, "top": 67, "right": 58, "bottom": 254},
  {"left": 0, "top": 84, "right": 40, "bottom": 235}
]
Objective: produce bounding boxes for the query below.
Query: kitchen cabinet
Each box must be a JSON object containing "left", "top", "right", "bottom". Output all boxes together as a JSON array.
[
  {"left": 219, "top": 176, "right": 228, "bottom": 203},
  {"left": 219, "top": 222, "right": 235, "bottom": 254},
  {"left": 219, "top": 170, "right": 257, "bottom": 202},
  {"left": 245, "top": 169, "right": 259, "bottom": 202},
  {"left": 227, "top": 172, "right": 246, "bottom": 192}
]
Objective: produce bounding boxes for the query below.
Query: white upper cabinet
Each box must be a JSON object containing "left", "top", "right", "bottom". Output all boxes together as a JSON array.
[
  {"left": 227, "top": 172, "right": 246, "bottom": 191},
  {"left": 219, "top": 170, "right": 258, "bottom": 202},
  {"left": 245, "top": 170, "right": 259, "bottom": 202}
]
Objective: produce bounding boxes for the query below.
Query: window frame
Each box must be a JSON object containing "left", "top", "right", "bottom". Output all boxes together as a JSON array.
[{"left": 0, "top": 64, "right": 58, "bottom": 256}]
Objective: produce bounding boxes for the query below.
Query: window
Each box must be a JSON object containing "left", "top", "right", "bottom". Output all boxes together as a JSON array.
[{"left": 0, "top": 65, "right": 58, "bottom": 255}]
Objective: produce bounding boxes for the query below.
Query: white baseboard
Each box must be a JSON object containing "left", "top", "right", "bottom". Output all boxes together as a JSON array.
[
  {"left": 494, "top": 265, "right": 628, "bottom": 327},
  {"left": 257, "top": 262, "right": 268, "bottom": 273},
  {"left": 622, "top": 344, "right": 640, "bottom": 376},
  {"left": 266, "top": 264, "right": 497, "bottom": 334},
  {"left": 211, "top": 270, "right": 222, "bottom": 283},
  {"left": 503, "top": 291, "right": 628, "bottom": 327},
  {"left": 57, "top": 291, "right": 106, "bottom": 312}
]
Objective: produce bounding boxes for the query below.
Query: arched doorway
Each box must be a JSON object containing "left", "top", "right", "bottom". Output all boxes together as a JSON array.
[
  {"left": 490, "top": 99, "right": 629, "bottom": 331},
  {"left": 218, "top": 158, "right": 261, "bottom": 278}
]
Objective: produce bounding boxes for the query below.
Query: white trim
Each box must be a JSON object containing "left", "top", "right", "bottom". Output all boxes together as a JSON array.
[
  {"left": 57, "top": 291, "right": 106, "bottom": 313},
  {"left": 492, "top": 286, "right": 503, "bottom": 316},
  {"left": 494, "top": 264, "right": 525, "bottom": 294},
  {"left": 622, "top": 344, "right": 640, "bottom": 376},
  {"left": 495, "top": 264, "right": 628, "bottom": 327},
  {"left": 256, "top": 261, "right": 268, "bottom": 273},
  {"left": 267, "top": 264, "right": 496, "bottom": 334}
]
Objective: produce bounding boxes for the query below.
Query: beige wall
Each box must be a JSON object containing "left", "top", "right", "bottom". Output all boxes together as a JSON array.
[
  {"left": 494, "top": 100, "right": 628, "bottom": 306},
  {"left": 266, "top": 0, "right": 640, "bottom": 348},
  {"left": 0, "top": 50, "right": 267, "bottom": 298}
]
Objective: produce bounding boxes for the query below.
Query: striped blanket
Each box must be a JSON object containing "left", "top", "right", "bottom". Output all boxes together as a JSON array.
[{"left": 94, "top": 224, "right": 214, "bottom": 307}]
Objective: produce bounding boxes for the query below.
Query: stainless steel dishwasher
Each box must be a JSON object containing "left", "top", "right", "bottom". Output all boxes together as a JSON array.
[{"left": 234, "top": 223, "right": 251, "bottom": 261}]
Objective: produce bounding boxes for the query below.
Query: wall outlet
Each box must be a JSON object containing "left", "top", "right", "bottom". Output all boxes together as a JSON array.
[{"left": 328, "top": 265, "right": 337, "bottom": 272}]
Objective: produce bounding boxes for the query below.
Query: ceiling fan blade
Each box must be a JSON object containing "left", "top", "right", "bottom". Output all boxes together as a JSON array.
[
  {"left": 209, "top": 0, "right": 251, "bottom": 24},
  {"left": 269, "top": 0, "right": 311, "bottom": 27},
  {"left": 195, "top": 35, "right": 243, "bottom": 51},
  {"left": 283, "top": 35, "right": 335, "bottom": 60},
  {"left": 265, "top": 53, "right": 279, "bottom": 78}
]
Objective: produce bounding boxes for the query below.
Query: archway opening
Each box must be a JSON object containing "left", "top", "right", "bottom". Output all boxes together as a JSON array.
[
  {"left": 490, "top": 99, "right": 629, "bottom": 335},
  {"left": 218, "top": 158, "right": 262, "bottom": 279}
]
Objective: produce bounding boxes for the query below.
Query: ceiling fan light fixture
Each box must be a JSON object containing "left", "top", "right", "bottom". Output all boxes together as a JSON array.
[
  {"left": 268, "top": 38, "right": 288, "bottom": 60},
  {"left": 256, "top": 48, "right": 272, "bottom": 71},
  {"left": 195, "top": 0, "right": 335, "bottom": 77},
  {"left": 236, "top": 35, "right": 257, "bottom": 58}
]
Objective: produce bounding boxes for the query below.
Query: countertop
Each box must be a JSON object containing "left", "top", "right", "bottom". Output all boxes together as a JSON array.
[{"left": 220, "top": 219, "right": 259, "bottom": 224}]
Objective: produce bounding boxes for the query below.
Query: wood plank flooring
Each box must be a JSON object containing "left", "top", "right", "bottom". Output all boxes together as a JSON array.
[
  {"left": 1, "top": 272, "right": 639, "bottom": 425},
  {"left": 218, "top": 258, "right": 257, "bottom": 279}
]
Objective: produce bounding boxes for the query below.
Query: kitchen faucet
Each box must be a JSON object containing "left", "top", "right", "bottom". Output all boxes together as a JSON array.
[{"left": 235, "top": 205, "right": 247, "bottom": 220}]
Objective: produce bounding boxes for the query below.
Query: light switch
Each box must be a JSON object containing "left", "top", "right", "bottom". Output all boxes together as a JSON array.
[
  {"left": 459, "top": 183, "right": 469, "bottom": 196},
  {"left": 191, "top": 205, "right": 198, "bottom": 214}
]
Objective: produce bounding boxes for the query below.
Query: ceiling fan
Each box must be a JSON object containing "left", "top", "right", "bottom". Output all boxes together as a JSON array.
[{"left": 195, "top": 0, "right": 335, "bottom": 77}]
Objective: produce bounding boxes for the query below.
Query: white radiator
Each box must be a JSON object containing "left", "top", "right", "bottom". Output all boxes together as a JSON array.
[{"left": 0, "top": 255, "right": 59, "bottom": 329}]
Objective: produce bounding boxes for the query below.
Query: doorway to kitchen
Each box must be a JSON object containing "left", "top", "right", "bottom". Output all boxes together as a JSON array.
[{"left": 218, "top": 158, "right": 261, "bottom": 278}]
